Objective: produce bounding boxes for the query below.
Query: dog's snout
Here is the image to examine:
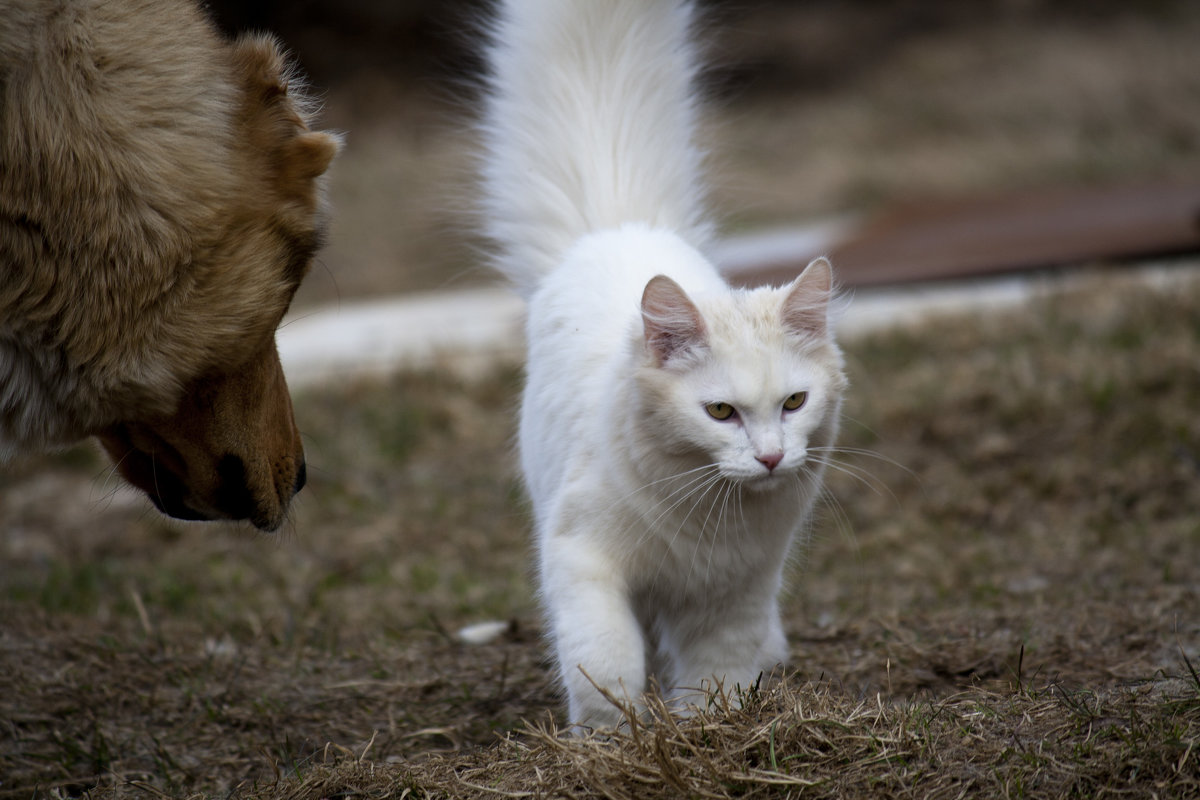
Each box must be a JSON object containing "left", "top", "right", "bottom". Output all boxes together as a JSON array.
[{"left": 208, "top": 451, "right": 303, "bottom": 531}]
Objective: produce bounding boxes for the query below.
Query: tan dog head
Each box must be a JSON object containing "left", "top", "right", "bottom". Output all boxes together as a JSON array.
[
  {"left": 3, "top": 8, "right": 340, "bottom": 529},
  {"left": 90, "top": 34, "right": 339, "bottom": 531}
]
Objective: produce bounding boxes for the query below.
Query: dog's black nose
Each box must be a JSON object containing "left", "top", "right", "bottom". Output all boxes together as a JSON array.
[
  {"left": 294, "top": 460, "right": 307, "bottom": 495},
  {"left": 214, "top": 454, "right": 256, "bottom": 520}
]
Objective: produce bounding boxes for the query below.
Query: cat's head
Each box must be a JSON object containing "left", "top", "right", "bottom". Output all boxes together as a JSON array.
[{"left": 635, "top": 258, "right": 846, "bottom": 490}]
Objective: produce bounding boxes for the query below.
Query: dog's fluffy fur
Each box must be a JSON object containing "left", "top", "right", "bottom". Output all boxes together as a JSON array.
[{"left": 1, "top": 0, "right": 339, "bottom": 530}]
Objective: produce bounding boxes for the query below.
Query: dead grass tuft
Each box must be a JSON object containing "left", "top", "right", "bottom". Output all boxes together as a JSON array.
[{"left": 255, "top": 670, "right": 1200, "bottom": 799}]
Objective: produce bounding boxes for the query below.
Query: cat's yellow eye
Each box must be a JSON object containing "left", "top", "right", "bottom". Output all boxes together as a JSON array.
[
  {"left": 783, "top": 392, "right": 808, "bottom": 411},
  {"left": 705, "top": 402, "right": 735, "bottom": 421}
]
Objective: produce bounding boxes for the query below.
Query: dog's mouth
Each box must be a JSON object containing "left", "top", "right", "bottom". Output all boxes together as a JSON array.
[
  {"left": 147, "top": 481, "right": 212, "bottom": 522},
  {"left": 99, "top": 424, "right": 212, "bottom": 522}
]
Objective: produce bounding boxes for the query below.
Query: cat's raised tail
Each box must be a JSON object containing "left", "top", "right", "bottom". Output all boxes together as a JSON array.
[{"left": 480, "top": 0, "right": 714, "bottom": 299}]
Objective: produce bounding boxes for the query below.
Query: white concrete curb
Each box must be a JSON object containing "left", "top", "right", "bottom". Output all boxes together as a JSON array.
[
  {"left": 279, "top": 289, "right": 525, "bottom": 388},
  {"left": 278, "top": 229, "right": 1197, "bottom": 389}
]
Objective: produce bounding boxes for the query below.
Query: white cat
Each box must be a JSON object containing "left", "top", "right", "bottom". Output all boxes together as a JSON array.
[{"left": 480, "top": 0, "right": 847, "bottom": 731}]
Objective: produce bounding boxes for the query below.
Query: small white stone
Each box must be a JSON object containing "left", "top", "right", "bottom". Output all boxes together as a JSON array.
[{"left": 456, "top": 620, "right": 511, "bottom": 645}]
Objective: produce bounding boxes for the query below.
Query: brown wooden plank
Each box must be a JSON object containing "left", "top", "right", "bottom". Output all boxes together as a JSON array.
[{"left": 727, "top": 181, "right": 1200, "bottom": 288}]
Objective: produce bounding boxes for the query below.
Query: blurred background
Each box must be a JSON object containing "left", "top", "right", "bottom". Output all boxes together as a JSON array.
[
  {"left": 4, "top": 7, "right": 1200, "bottom": 790},
  {"left": 203, "top": 0, "right": 1200, "bottom": 308}
]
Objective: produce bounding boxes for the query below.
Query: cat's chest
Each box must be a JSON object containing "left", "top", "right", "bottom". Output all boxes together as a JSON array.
[{"left": 620, "top": 486, "right": 797, "bottom": 582}]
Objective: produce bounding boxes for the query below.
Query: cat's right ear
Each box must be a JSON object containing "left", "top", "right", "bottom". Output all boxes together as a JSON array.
[
  {"left": 641, "top": 275, "right": 707, "bottom": 366},
  {"left": 782, "top": 257, "right": 834, "bottom": 339}
]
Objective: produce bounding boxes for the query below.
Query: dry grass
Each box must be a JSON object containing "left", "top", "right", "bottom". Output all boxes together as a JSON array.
[
  {"left": 365, "top": 676, "right": 1200, "bottom": 799},
  {"left": 3, "top": 269, "right": 1199, "bottom": 798}
]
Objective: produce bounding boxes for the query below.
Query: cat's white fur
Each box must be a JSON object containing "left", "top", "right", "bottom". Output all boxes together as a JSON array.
[{"left": 481, "top": 0, "right": 847, "bottom": 730}]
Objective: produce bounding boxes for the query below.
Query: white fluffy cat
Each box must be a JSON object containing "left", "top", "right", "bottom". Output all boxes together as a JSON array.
[{"left": 480, "top": 0, "right": 847, "bottom": 731}]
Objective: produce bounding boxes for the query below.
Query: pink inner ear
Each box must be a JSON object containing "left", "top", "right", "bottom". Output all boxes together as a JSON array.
[
  {"left": 782, "top": 257, "right": 833, "bottom": 337},
  {"left": 641, "top": 275, "right": 706, "bottom": 365}
]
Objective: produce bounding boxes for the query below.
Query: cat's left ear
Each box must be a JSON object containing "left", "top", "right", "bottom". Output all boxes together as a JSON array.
[
  {"left": 641, "top": 275, "right": 707, "bottom": 366},
  {"left": 782, "top": 257, "right": 834, "bottom": 338}
]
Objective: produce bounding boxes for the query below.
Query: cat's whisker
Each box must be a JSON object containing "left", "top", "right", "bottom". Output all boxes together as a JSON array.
[
  {"left": 595, "top": 462, "right": 721, "bottom": 520},
  {"left": 815, "top": 479, "right": 861, "bottom": 555},
  {"left": 613, "top": 465, "right": 723, "bottom": 552},
  {"left": 628, "top": 467, "right": 717, "bottom": 533},
  {"left": 698, "top": 485, "right": 720, "bottom": 583},
  {"left": 735, "top": 485, "right": 749, "bottom": 541},
  {"left": 696, "top": 478, "right": 734, "bottom": 585},
  {"left": 790, "top": 461, "right": 861, "bottom": 556},
  {"left": 806, "top": 453, "right": 889, "bottom": 497},
  {"left": 653, "top": 472, "right": 726, "bottom": 584},
  {"left": 806, "top": 448, "right": 907, "bottom": 510},
  {"left": 700, "top": 479, "right": 739, "bottom": 585},
  {"left": 633, "top": 464, "right": 722, "bottom": 509},
  {"left": 808, "top": 445, "right": 916, "bottom": 480},
  {"left": 632, "top": 466, "right": 722, "bottom": 538},
  {"left": 636, "top": 462, "right": 724, "bottom": 494}
]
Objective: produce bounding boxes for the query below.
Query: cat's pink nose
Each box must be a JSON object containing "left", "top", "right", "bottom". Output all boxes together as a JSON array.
[{"left": 757, "top": 452, "right": 783, "bottom": 472}]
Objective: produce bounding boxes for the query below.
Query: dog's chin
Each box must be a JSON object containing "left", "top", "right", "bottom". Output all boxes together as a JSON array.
[
  {"left": 145, "top": 485, "right": 213, "bottom": 522},
  {"left": 148, "top": 491, "right": 282, "bottom": 531}
]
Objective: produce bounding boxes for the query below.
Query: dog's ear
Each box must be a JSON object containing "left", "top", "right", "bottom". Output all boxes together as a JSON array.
[
  {"left": 230, "top": 34, "right": 291, "bottom": 116},
  {"left": 229, "top": 34, "right": 339, "bottom": 194},
  {"left": 284, "top": 131, "right": 340, "bottom": 181}
]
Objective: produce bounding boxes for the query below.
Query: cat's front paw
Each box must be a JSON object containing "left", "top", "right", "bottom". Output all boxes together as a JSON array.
[{"left": 565, "top": 671, "right": 644, "bottom": 735}]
